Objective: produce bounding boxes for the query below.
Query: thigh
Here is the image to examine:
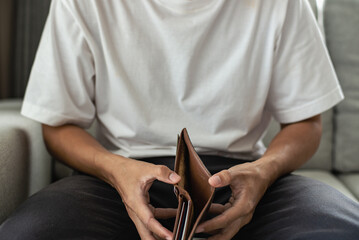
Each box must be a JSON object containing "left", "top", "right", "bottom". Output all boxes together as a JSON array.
[
  {"left": 0, "top": 175, "right": 140, "bottom": 240},
  {"left": 234, "top": 174, "right": 359, "bottom": 240}
]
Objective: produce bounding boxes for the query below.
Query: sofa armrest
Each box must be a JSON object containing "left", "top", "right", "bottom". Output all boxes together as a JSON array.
[
  {"left": 0, "top": 110, "right": 52, "bottom": 223},
  {"left": 0, "top": 127, "right": 29, "bottom": 223}
]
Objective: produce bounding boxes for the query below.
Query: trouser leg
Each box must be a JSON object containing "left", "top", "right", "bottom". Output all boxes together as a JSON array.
[
  {"left": 0, "top": 174, "right": 141, "bottom": 240},
  {"left": 234, "top": 174, "right": 359, "bottom": 240}
]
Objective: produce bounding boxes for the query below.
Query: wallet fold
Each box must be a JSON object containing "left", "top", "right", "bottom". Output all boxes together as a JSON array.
[{"left": 173, "top": 128, "right": 215, "bottom": 240}]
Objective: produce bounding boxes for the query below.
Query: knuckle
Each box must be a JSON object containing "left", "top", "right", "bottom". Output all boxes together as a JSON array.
[
  {"left": 244, "top": 214, "right": 253, "bottom": 225},
  {"left": 241, "top": 200, "right": 256, "bottom": 216},
  {"left": 221, "top": 214, "right": 231, "bottom": 226},
  {"left": 122, "top": 196, "right": 134, "bottom": 209},
  {"left": 146, "top": 217, "right": 164, "bottom": 237},
  {"left": 247, "top": 200, "right": 256, "bottom": 212},
  {"left": 121, "top": 195, "right": 130, "bottom": 205},
  {"left": 145, "top": 216, "right": 153, "bottom": 229},
  {"left": 222, "top": 170, "right": 232, "bottom": 183},
  {"left": 156, "top": 165, "right": 169, "bottom": 176},
  {"left": 122, "top": 195, "right": 142, "bottom": 211}
]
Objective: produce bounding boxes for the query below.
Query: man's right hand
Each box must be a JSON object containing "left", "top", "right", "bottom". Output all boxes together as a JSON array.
[
  {"left": 105, "top": 156, "right": 181, "bottom": 240},
  {"left": 42, "top": 124, "right": 180, "bottom": 240}
]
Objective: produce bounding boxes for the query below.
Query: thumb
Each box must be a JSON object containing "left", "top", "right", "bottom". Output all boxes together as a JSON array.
[
  {"left": 153, "top": 165, "right": 181, "bottom": 184},
  {"left": 208, "top": 170, "right": 232, "bottom": 187}
]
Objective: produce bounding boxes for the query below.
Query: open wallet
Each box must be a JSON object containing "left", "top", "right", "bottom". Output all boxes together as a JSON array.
[{"left": 172, "top": 128, "right": 215, "bottom": 240}]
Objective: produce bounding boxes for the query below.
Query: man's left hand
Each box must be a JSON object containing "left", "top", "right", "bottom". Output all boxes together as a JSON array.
[{"left": 195, "top": 161, "right": 271, "bottom": 240}]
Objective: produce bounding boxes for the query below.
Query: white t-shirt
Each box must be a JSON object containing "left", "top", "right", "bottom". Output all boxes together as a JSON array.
[{"left": 21, "top": 0, "right": 343, "bottom": 160}]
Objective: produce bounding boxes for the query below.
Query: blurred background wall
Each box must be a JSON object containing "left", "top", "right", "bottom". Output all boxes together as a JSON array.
[
  {"left": 0, "top": 0, "right": 51, "bottom": 99},
  {"left": 0, "top": 0, "right": 15, "bottom": 99}
]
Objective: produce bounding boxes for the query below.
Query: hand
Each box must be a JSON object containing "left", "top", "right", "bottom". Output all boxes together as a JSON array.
[
  {"left": 107, "top": 156, "right": 181, "bottom": 240},
  {"left": 196, "top": 161, "right": 271, "bottom": 240}
]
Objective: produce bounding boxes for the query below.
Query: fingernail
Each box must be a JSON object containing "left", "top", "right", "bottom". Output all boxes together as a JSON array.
[
  {"left": 166, "top": 237, "right": 171, "bottom": 240},
  {"left": 195, "top": 226, "right": 204, "bottom": 233},
  {"left": 169, "top": 173, "right": 180, "bottom": 182},
  {"left": 211, "top": 175, "right": 221, "bottom": 186}
]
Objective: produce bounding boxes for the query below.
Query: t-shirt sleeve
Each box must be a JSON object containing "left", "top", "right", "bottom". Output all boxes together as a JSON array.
[
  {"left": 267, "top": 0, "right": 344, "bottom": 124},
  {"left": 21, "top": 0, "right": 96, "bottom": 128}
]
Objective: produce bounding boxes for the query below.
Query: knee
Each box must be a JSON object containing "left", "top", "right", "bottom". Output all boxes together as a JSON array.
[
  {"left": 247, "top": 175, "right": 359, "bottom": 240},
  {"left": 0, "top": 208, "right": 55, "bottom": 240},
  {"left": 0, "top": 182, "right": 80, "bottom": 239},
  {"left": 282, "top": 176, "right": 359, "bottom": 239}
]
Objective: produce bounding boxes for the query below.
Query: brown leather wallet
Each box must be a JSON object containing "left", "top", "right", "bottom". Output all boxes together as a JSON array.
[{"left": 172, "top": 128, "right": 215, "bottom": 240}]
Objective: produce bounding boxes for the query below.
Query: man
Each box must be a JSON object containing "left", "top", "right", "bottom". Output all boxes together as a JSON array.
[{"left": 1, "top": 0, "right": 359, "bottom": 239}]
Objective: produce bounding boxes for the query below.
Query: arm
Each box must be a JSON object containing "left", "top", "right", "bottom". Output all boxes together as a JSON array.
[
  {"left": 42, "top": 124, "right": 180, "bottom": 240},
  {"left": 258, "top": 114, "right": 322, "bottom": 184},
  {"left": 196, "top": 115, "right": 322, "bottom": 239}
]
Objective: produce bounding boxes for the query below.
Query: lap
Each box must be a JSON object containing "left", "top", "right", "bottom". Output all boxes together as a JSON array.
[{"left": 1, "top": 156, "right": 359, "bottom": 240}]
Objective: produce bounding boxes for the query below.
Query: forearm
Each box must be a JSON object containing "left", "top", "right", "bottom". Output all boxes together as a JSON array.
[
  {"left": 254, "top": 115, "right": 322, "bottom": 186},
  {"left": 42, "top": 124, "right": 123, "bottom": 184}
]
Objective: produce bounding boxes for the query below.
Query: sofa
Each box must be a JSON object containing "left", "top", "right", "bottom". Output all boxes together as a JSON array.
[{"left": 1, "top": 0, "right": 358, "bottom": 226}]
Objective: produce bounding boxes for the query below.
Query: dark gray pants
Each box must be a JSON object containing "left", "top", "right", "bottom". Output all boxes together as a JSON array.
[{"left": 1, "top": 156, "right": 359, "bottom": 239}]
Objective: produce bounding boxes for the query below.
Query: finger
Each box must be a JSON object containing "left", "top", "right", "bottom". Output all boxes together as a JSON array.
[
  {"left": 153, "top": 207, "right": 177, "bottom": 219},
  {"left": 208, "top": 169, "right": 232, "bottom": 188},
  {"left": 195, "top": 214, "right": 229, "bottom": 233},
  {"left": 208, "top": 203, "right": 227, "bottom": 215},
  {"left": 146, "top": 216, "right": 173, "bottom": 240},
  {"left": 127, "top": 208, "right": 157, "bottom": 240},
  {"left": 196, "top": 213, "right": 246, "bottom": 235},
  {"left": 152, "top": 165, "right": 181, "bottom": 185},
  {"left": 207, "top": 213, "right": 253, "bottom": 240},
  {"left": 133, "top": 201, "right": 173, "bottom": 240},
  {"left": 154, "top": 235, "right": 162, "bottom": 240},
  {"left": 195, "top": 202, "right": 246, "bottom": 233},
  {"left": 211, "top": 202, "right": 232, "bottom": 214},
  {"left": 206, "top": 220, "right": 241, "bottom": 240}
]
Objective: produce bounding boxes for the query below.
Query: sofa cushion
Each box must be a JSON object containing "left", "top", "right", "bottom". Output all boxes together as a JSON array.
[
  {"left": 324, "top": 0, "right": 359, "bottom": 172},
  {"left": 338, "top": 174, "right": 359, "bottom": 200},
  {"left": 294, "top": 169, "right": 357, "bottom": 201}
]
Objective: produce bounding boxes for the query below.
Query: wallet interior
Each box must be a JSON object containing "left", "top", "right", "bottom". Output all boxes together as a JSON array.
[{"left": 173, "top": 128, "right": 215, "bottom": 239}]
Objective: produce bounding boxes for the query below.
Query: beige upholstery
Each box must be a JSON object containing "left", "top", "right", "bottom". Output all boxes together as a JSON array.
[
  {"left": 0, "top": 109, "right": 51, "bottom": 194},
  {"left": 294, "top": 170, "right": 357, "bottom": 202},
  {"left": 0, "top": 101, "right": 51, "bottom": 223},
  {"left": 338, "top": 174, "right": 359, "bottom": 200},
  {"left": 0, "top": 127, "right": 29, "bottom": 221}
]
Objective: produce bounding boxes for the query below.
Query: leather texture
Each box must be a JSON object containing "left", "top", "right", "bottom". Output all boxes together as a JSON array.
[{"left": 173, "top": 129, "right": 215, "bottom": 240}]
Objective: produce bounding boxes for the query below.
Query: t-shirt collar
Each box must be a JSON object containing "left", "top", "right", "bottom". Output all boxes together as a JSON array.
[{"left": 155, "top": 0, "right": 216, "bottom": 13}]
